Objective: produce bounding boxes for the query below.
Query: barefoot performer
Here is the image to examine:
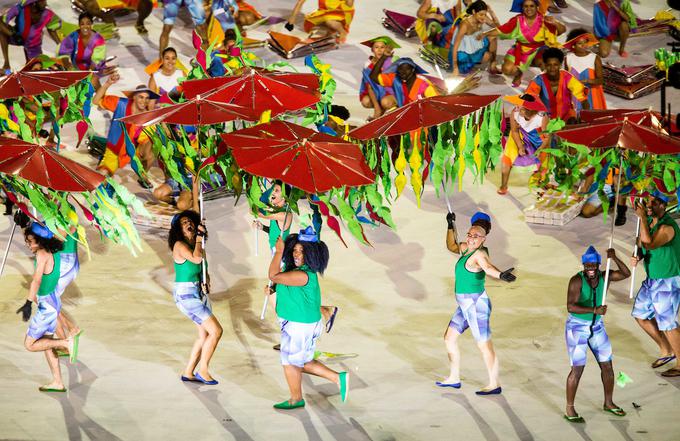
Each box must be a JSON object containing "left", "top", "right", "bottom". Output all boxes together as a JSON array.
[
  {"left": 438, "top": 212, "right": 516, "bottom": 395},
  {"left": 564, "top": 246, "right": 630, "bottom": 423}
]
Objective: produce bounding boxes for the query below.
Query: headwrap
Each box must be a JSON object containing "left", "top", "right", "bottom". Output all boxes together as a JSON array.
[
  {"left": 298, "top": 225, "right": 319, "bottom": 243},
  {"left": 510, "top": 0, "right": 539, "bottom": 13},
  {"left": 562, "top": 33, "right": 599, "bottom": 52},
  {"left": 581, "top": 245, "right": 601, "bottom": 264},
  {"left": 652, "top": 190, "right": 670, "bottom": 204},
  {"left": 29, "top": 222, "right": 54, "bottom": 239},
  {"left": 384, "top": 57, "right": 428, "bottom": 75},
  {"left": 471, "top": 211, "right": 491, "bottom": 225}
]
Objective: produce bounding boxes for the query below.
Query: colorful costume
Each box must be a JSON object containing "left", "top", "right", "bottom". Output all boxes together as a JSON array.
[
  {"left": 211, "top": 0, "right": 262, "bottom": 31},
  {"left": 55, "top": 234, "right": 79, "bottom": 298},
  {"left": 377, "top": 59, "right": 438, "bottom": 107},
  {"left": 632, "top": 214, "right": 680, "bottom": 332},
  {"left": 593, "top": 0, "right": 626, "bottom": 42},
  {"left": 415, "top": 0, "right": 456, "bottom": 44},
  {"left": 2, "top": 0, "right": 61, "bottom": 60},
  {"left": 495, "top": 13, "right": 559, "bottom": 72},
  {"left": 360, "top": 56, "right": 395, "bottom": 103},
  {"left": 58, "top": 30, "right": 106, "bottom": 71},
  {"left": 502, "top": 107, "right": 545, "bottom": 168},
  {"left": 162, "top": 0, "right": 206, "bottom": 26},
  {"left": 276, "top": 264, "right": 322, "bottom": 367},
  {"left": 450, "top": 248, "right": 491, "bottom": 342},
  {"left": 444, "top": 23, "right": 489, "bottom": 74},
  {"left": 525, "top": 70, "right": 587, "bottom": 121},
  {"left": 173, "top": 257, "right": 212, "bottom": 325},
  {"left": 303, "top": 0, "right": 355, "bottom": 35},
  {"left": 565, "top": 272, "right": 613, "bottom": 366},
  {"left": 566, "top": 52, "right": 606, "bottom": 110},
  {"left": 27, "top": 253, "right": 62, "bottom": 339}
]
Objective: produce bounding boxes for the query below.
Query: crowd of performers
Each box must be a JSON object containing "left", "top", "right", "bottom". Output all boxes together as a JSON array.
[{"left": 1, "top": 0, "right": 679, "bottom": 420}]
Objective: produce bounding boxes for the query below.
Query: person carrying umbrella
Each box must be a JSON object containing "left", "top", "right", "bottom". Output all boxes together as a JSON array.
[
  {"left": 16, "top": 222, "right": 78, "bottom": 392},
  {"left": 564, "top": 246, "right": 630, "bottom": 423},
  {"left": 0, "top": 0, "right": 61, "bottom": 71},
  {"left": 437, "top": 212, "right": 516, "bottom": 395},
  {"left": 369, "top": 57, "right": 439, "bottom": 111},
  {"left": 631, "top": 192, "right": 680, "bottom": 377},
  {"left": 267, "top": 228, "right": 348, "bottom": 409}
]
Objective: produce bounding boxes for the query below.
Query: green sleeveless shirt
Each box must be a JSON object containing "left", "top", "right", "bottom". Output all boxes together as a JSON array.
[
  {"left": 455, "top": 248, "right": 486, "bottom": 294},
  {"left": 61, "top": 234, "right": 78, "bottom": 254},
  {"left": 268, "top": 220, "right": 290, "bottom": 249},
  {"left": 643, "top": 214, "right": 680, "bottom": 279},
  {"left": 275, "top": 265, "right": 321, "bottom": 323},
  {"left": 570, "top": 272, "right": 604, "bottom": 321},
  {"left": 36, "top": 253, "right": 61, "bottom": 296}
]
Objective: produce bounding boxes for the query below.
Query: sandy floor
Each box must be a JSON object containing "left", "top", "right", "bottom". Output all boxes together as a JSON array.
[{"left": 1, "top": 0, "right": 680, "bottom": 440}]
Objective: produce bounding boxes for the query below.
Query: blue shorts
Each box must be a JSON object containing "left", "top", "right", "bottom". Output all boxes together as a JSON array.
[
  {"left": 173, "top": 281, "right": 212, "bottom": 325},
  {"left": 163, "top": 0, "right": 206, "bottom": 26},
  {"left": 565, "top": 315, "right": 612, "bottom": 367},
  {"left": 55, "top": 253, "right": 79, "bottom": 297},
  {"left": 449, "top": 291, "right": 491, "bottom": 342},
  {"left": 27, "top": 293, "right": 61, "bottom": 339},
  {"left": 279, "top": 319, "right": 323, "bottom": 367},
  {"left": 632, "top": 276, "right": 680, "bottom": 331},
  {"left": 585, "top": 184, "right": 614, "bottom": 208}
]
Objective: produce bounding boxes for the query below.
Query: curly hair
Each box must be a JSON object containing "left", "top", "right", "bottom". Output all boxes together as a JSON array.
[
  {"left": 466, "top": 0, "right": 488, "bottom": 15},
  {"left": 24, "top": 229, "right": 63, "bottom": 254},
  {"left": 566, "top": 28, "right": 589, "bottom": 42},
  {"left": 281, "top": 234, "right": 329, "bottom": 274},
  {"left": 542, "top": 47, "right": 565, "bottom": 64},
  {"left": 168, "top": 210, "right": 202, "bottom": 251}
]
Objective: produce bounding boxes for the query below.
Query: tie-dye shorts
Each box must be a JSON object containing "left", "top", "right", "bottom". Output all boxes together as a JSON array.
[
  {"left": 55, "top": 253, "right": 79, "bottom": 297},
  {"left": 26, "top": 292, "right": 61, "bottom": 340},
  {"left": 449, "top": 291, "right": 491, "bottom": 342},
  {"left": 173, "top": 281, "right": 212, "bottom": 325},
  {"left": 278, "top": 318, "right": 323, "bottom": 368},
  {"left": 631, "top": 276, "right": 680, "bottom": 332},
  {"left": 565, "top": 315, "right": 612, "bottom": 367}
]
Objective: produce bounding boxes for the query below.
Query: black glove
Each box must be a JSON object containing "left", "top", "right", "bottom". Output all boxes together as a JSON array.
[
  {"left": 499, "top": 268, "right": 516, "bottom": 282},
  {"left": 261, "top": 224, "right": 270, "bottom": 233},
  {"left": 14, "top": 210, "right": 30, "bottom": 228},
  {"left": 446, "top": 212, "right": 456, "bottom": 229},
  {"left": 16, "top": 300, "right": 32, "bottom": 322},
  {"left": 284, "top": 22, "right": 294, "bottom": 31}
]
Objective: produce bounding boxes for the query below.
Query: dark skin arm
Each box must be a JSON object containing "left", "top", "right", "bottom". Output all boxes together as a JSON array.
[
  {"left": 606, "top": 248, "right": 631, "bottom": 281},
  {"left": 369, "top": 54, "right": 389, "bottom": 84},
  {"left": 567, "top": 249, "right": 630, "bottom": 315},
  {"left": 635, "top": 203, "right": 675, "bottom": 250}
]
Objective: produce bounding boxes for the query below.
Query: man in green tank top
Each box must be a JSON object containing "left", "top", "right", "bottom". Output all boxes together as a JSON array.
[
  {"left": 564, "top": 246, "right": 630, "bottom": 423},
  {"left": 631, "top": 191, "right": 680, "bottom": 377}
]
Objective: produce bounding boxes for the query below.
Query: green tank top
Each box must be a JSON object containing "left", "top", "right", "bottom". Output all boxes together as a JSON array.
[
  {"left": 454, "top": 248, "right": 486, "bottom": 294},
  {"left": 36, "top": 253, "right": 61, "bottom": 296},
  {"left": 275, "top": 265, "right": 322, "bottom": 323},
  {"left": 268, "top": 219, "right": 290, "bottom": 249},
  {"left": 174, "top": 259, "right": 202, "bottom": 283},
  {"left": 643, "top": 214, "right": 680, "bottom": 279},
  {"left": 570, "top": 272, "right": 604, "bottom": 321},
  {"left": 61, "top": 235, "right": 78, "bottom": 254}
]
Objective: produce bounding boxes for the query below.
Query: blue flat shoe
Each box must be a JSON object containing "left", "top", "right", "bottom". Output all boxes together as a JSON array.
[
  {"left": 195, "top": 372, "right": 218, "bottom": 385},
  {"left": 325, "top": 307, "right": 339, "bottom": 333},
  {"left": 181, "top": 375, "right": 201, "bottom": 383},
  {"left": 435, "top": 381, "right": 461, "bottom": 389},
  {"left": 476, "top": 387, "right": 502, "bottom": 395}
]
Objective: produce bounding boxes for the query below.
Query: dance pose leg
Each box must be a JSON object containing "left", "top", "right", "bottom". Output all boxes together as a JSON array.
[
  {"left": 183, "top": 324, "right": 208, "bottom": 378},
  {"left": 196, "top": 315, "right": 222, "bottom": 381}
]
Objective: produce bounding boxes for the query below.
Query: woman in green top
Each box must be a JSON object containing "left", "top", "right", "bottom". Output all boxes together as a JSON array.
[
  {"left": 169, "top": 210, "right": 223, "bottom": 385},
  {"left": 16, "top": 222, "right": 75, "bottom": 393},
  {"left": 439, "top": 211, "right": 516, "bottom": 395},
  {"left": 266, "top": 227, "right": 348, "bottom": 409}
]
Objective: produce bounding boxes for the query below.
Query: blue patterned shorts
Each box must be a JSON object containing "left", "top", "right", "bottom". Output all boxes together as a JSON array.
[
  {"left": 565, "top": 315, "right": 612, "bottom": 367},
  {"left": 173, "top": 282, "right": 212, "bottom": 325},
  {"left": 55, "top": 253, "right": 79, "bottom": 297},
  {"left": 632, "top": 276, "right": 680, "bottom": 331},
  {"left": 163, "top": 0, "right": 206, "bottom": 26},
  {"left": 27, "top": 293, "right": 61, "bottom": 339},
  {"left": 449, "top": 291, "right": 491, "bottom": 342},
  {"left": 279, "top": 319, "right": 323, "bottom": 367}
]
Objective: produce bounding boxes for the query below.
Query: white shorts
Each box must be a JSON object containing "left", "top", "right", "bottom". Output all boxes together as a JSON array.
[{"left": 279, "top": 319, "right": 323, "bottom": 368}]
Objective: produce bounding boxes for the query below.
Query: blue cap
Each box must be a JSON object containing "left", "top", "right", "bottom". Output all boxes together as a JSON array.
[
  {"left": 171, "top": 213, "right": 181, "bottom": 227},
  {"left": 510, "top": 0, "right": 538, "bottom": 12},
  {"left": 298, "top": 225, "right": 319, "bottom": 243},
  {"left": 384, "top": 57, "right": 428, "bottom": 75},
  {"left": 471, "top": 212, "right": 491, "bottom": 225},
  {"left": 29, "top": 222, "right": 54, "bottom": 239},
  {"left": 652, "top": 190, "right": 670, "bottom": 204},
  {"left": 582, "top": 246, "right": 601, "bottom": 264}
]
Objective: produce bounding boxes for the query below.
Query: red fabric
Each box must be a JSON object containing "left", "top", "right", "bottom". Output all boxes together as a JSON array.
[{"left": 0, "top": 69, "right": 90, "bottom": 100}]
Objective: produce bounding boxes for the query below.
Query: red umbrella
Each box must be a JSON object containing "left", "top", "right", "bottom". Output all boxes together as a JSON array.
[
  {"left": 581, "top": 108, "right": 678, "bottom": 132},
  {"left": 181, "top": 69, "right": 320, "bottom": 119},
  {"left": 0, "top": 67, "right": 91, "bottom": 100},
  {"left": 219, "top": 121, "right": 375, "bottom": 193},
  {"left": 0, "top": 137, "right": 106, "bottom": 192},
  {"left": 117, "top": 94, "right": 257, "bottom": 126},
  {"left": 349, "top": 94, "right": 501, "bottom": 140},
  {"left": 554, "top": 119, "right": 680, "bottom": 154}
]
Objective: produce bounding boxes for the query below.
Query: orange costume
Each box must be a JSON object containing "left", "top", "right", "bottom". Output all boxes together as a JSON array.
[{"left": 304, "top": 0, "right": 355, "bottom": 34}]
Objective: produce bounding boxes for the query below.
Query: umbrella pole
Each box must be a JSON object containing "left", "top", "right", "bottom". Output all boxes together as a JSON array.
[
  {"left": 260, "top": 205, "right": 290, "bottom": 320},
  {"left": 442, "top": 182, "right": 459, "bottom": 245},
  {"left": 602, "top": 157, "right": 624, "bottom": 305},
  {"left": 629, "top": 197, "right": 642, "bottom": 299},
  {"left": 254, "top": 224, "right": 259, "bottom": 257},
  {"left": 0, "top": 221, "right": 17, "bottom": 278}
]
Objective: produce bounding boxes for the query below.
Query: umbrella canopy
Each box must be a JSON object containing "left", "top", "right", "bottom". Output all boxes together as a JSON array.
[
  {"left": 0, "top": 67, "right": 91, "bottom": 100},
  {"left": 349, "top": 94, "right": 501, "bottom": 140},
  {"left": 554, "top": 119, "right": 680, "bottom": 155},
  {"left": 117, "top": 94, "right": 257, "bottom": 126},
  {"left": 181, "top": 69, "right": 321, "bottom": 119},
  {"left": 0, "top": 137, "right": 106, "bottom": 192},
  {"left": 581, "top": 108, "right": 678, "bottom": 132},
  {"left": 219, "top": 121, "right": 375, "bottom": 193}
]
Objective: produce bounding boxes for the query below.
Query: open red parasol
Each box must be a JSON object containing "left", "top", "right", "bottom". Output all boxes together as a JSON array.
[
  {"left": 219, "top": 120, "right": 375, "bottom": 193},
  {"left": 349, "top": 94, "right": 501, "bottom": 140},
  {"left": 581, "top": 108, "right": 678, "bottom": 132},
  {"left": 181, "top": 69, "right": 320, "bottom": 119},
  {"left": 0, "top": 137, "right": 106, "bottom": 192},
  {"left": 0, "top": 66, "right": 91, "bottom": 100}
]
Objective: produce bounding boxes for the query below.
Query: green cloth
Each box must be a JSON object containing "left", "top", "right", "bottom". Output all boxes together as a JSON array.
[
  {"left": 268, "top": 220, "right": 289, "bottom": 249},
  {"left": 174, "top": 259, "right": 202, "bottom": 282},
  {"left": 454, "top": 248, "right": 485, "bottom": 294},
  {"left": 275, "top": 265, "right": 321, "bottom": 323},
  {"left": 61, "top": 235, "right": 78, "bottom": 254},
  {"left": 570, "top": 272, "right": 604, "bottom": 321},
  {"left": 643, "top": 214, "right": 680, "bottom": 279},
  {"left": 36, "top": 253, "right": 61, "bottom": 297}
]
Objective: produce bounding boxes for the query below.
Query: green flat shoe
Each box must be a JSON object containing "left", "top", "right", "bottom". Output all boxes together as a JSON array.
[
  {"left": 603, "top": 406, "right": 626, "bottom": 417},
  {"left": 273, "top": 399, "right": 305, "bottom": 410},
  {"left": 70, "top": 330, "right": 83, "bottom": 364},
  {"left": 56, "top": 350, "right": 69, "bottom": 358},
  {"left": 339, "top": 371, "right": 349, "bottom": 402},
  {"left": 563, "top": 414, "right": 585, "bottom": 423},
  {"left": 39, "top": 386, "right": 66, "bottom": 392}
]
